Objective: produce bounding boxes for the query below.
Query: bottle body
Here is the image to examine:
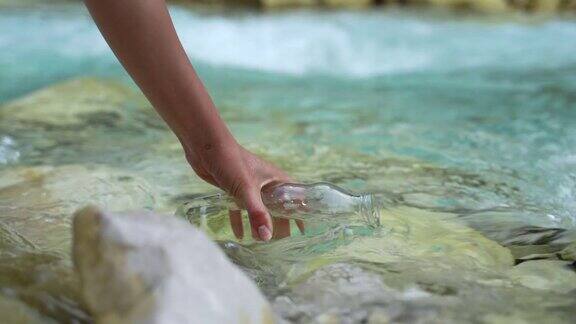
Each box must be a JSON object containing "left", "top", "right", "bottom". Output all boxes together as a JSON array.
[{"left": 177, "top": 182, "right": 381, "bottom": 230}]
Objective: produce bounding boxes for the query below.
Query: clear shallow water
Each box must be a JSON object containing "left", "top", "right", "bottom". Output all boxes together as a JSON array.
[{"left": 0, "top": 3, "right": 576, "bottom": 323}]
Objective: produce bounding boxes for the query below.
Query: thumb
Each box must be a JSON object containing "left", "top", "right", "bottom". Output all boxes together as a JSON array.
[{"left": 241, "top": 186, "right": 273, "bottom": 241}]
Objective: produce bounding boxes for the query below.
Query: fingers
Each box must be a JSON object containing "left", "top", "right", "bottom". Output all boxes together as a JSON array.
[
  {"left": 272, "top": 218, "right": 290, "bottom": 239},
  {"left": 228, "top": 209, "right": 243, "bottom": 239},
  {"left": 241, "top": 187, "right": 273, "bottom": 241},
  {"left": 296, "top": 220, "right": 305, "bottom": 234},
  {"left": 233, "top": 188, "right": 305, "bottom": 240},
  {"left": 229, "top": 210, "right": 295, "bottom": 241}
]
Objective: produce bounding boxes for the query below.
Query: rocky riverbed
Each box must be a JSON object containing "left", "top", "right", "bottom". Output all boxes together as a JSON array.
[{"left": 0, "top": 78, "right": 575, "bottom": 323}]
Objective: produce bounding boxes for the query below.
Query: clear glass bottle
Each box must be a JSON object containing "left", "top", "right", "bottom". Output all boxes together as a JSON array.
[{"left": 176, "top": 182, "right": 382, "bottom": 232}]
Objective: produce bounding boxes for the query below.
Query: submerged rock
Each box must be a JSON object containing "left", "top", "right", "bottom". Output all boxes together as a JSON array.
[
  {"left": 333, "top": 207, "right": 515, "bottom": 271},
  {"left": 0, "top": 165, "right": 156, "bottom": 252},
  {"left": 273, "top": 263, "right": 447, "bottom": 323},
  {"left": 73, "top": 206, "right": 274, "bottom": 324},
  {"left": 0, "top": 165, "right": 155, "bottom": 211},
  {"left": 0, "top": 220, "right": 35, "bottom": 252},
  {"left": 0, "top": 250, "right": 89, "bottom": 323},
  {"left": 272, "top": 258, "right": 576, "bottom": 323},
  {"left": 214, "top": 206, "right": 576, "bottom": 322},
  {"left": 559, "top": 242, "right": 576, "bottom": 261},
  {"left": 0, "top": 294, "right": 51, "bottom": 324},
  {"left": 508, "top": 260, "right": 576, "bottom": 293},
  {"left": 0, "top": 220, "right": 88, "bottom": 322},
  {"left": 0, "top": 78, "right": 137, "bottom": 128},
  {"left": 228, "top": 207, "right": 515, "bottom": 288}
]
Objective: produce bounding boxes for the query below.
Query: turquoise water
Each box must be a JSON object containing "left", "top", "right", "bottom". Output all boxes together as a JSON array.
[
  {"left": 3, "top": 5, "right": 576, "bottom": 227},
  {"left": 1, "top": 3, "right": 576, "bottom": 323}
]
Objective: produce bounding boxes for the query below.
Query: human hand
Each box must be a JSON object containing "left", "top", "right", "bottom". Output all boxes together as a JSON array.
[
  {"left": 84, "top": 0, "right": 300, "bottom": 241},
  {"left": 184, "top": 140, "right": 300, "bottom": 241}
]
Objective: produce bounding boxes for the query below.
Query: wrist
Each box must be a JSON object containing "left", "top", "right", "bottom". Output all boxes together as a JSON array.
[
  {"left": 159, "top": 88, "right": 236, "bottom": 162},
  {"left": 179, "top": 127, "right": 238, "bottom": 164}
]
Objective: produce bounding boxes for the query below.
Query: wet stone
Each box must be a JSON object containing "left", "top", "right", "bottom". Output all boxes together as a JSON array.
[
  {"left": 0, "top": 78, "right": 137, "bottom": 128},
  {"left": 73, "top": 206, "right": 274, "bottom": 324},
  {"left": 0, "top": 293, "right": 53, "bottom": 324},
  {"left": 0, "top": 164, "right": 156, "bottom": 252},
  {"left": 559, "top": 242, "right": 576, "bottom": 261},
  {"left": 273, "top": 263, "right": 443, "bottom": 324},
  {"left": 508, "top": 260, "right": 576, "bottom": 293}
]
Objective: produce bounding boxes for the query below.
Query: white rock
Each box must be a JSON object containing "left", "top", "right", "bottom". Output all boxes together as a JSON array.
[{"left": 73, "top": 206, "right": 274, "bottom": 324}]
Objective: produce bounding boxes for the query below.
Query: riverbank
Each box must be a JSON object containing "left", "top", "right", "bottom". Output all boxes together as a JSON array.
[{"left": 1, "top": 0, "right": 575, "bottom": 13}]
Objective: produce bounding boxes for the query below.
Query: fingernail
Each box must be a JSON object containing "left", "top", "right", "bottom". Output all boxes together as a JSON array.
[{"left": 258, "top": 225, "right": 272, "bottom": 241}]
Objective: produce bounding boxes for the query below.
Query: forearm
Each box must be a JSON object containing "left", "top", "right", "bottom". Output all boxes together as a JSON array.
[{"left": 84, "top": 0, "right": 234, "bottom": 156}]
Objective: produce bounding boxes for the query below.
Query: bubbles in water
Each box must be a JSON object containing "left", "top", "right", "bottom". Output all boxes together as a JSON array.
[{"left": 0, "top": 136, "right": 19, "bottom": 164}]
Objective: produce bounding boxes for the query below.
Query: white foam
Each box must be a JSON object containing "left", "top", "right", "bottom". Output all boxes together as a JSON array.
[
  {"left": 2, "top": 6, "right": 576, "bottom": 78},
  {"left": 0, "top": 136, "right": 19, "bottom": 164},
  {"left": 171, "top": 10, "right": 576, "bottom": 77},
  {"left": 173, "top": 11, "right": 435, "bottom": 76}
]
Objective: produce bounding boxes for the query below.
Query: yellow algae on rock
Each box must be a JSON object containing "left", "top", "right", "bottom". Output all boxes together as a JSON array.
[
  {"left": 241, "top": 206, "right": 515, "bottom": 289},
  {"left": 0, "top": 165, "right": 155, "bottom": 214},
  {"left": 261, "top": 0, "right": 318, "bottom": 8},
  {"left": 0, "top": 78, "right": 137, "bottom": 127},
  {"left": 331, "top": 207, "right": 514, "bottom": 271},
  {"left": 0, "top": 295, "right": 52, "bottom": 324},
  {"left": 426, "top": 0, "right": 509, "bottom": 12},
  {"left": 559, "top": 242, "right": 576, "bottom": 261},
  {"left": 257, "top": 0, "right": 373, "bottom": 8},
  {"left": 508, "top": 260, "right": 576, "bottom": 293},
  {"left": 0, "top": 165, "right": 155, "bottom": 251},
  {"left": 321, "top": 0, "right": 372, "bottom": 8},
  {"left": 531, "top": 0, "right": 561, "bottom": 12}
]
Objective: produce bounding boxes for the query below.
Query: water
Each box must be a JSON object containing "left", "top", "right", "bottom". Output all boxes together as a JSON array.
[{"left": 0, "top": 3, "right": 575, "bottom": 323}]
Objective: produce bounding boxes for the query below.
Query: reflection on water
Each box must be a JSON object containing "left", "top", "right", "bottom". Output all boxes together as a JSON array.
[{"left": 1, "top": 3, "right": 576, "bottom": 323}]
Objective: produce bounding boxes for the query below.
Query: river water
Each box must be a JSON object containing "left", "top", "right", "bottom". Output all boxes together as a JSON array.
[{"left": 0, "top": 3, "right": 575, "bottom": 323}]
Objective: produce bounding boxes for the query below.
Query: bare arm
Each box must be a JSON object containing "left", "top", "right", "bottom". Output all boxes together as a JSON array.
[
  {"left": 85, "top": 0, "right": 227, "bottom": 154},
  {"left": 84, "top": 0, "right": 291, "bottom": 240}
]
